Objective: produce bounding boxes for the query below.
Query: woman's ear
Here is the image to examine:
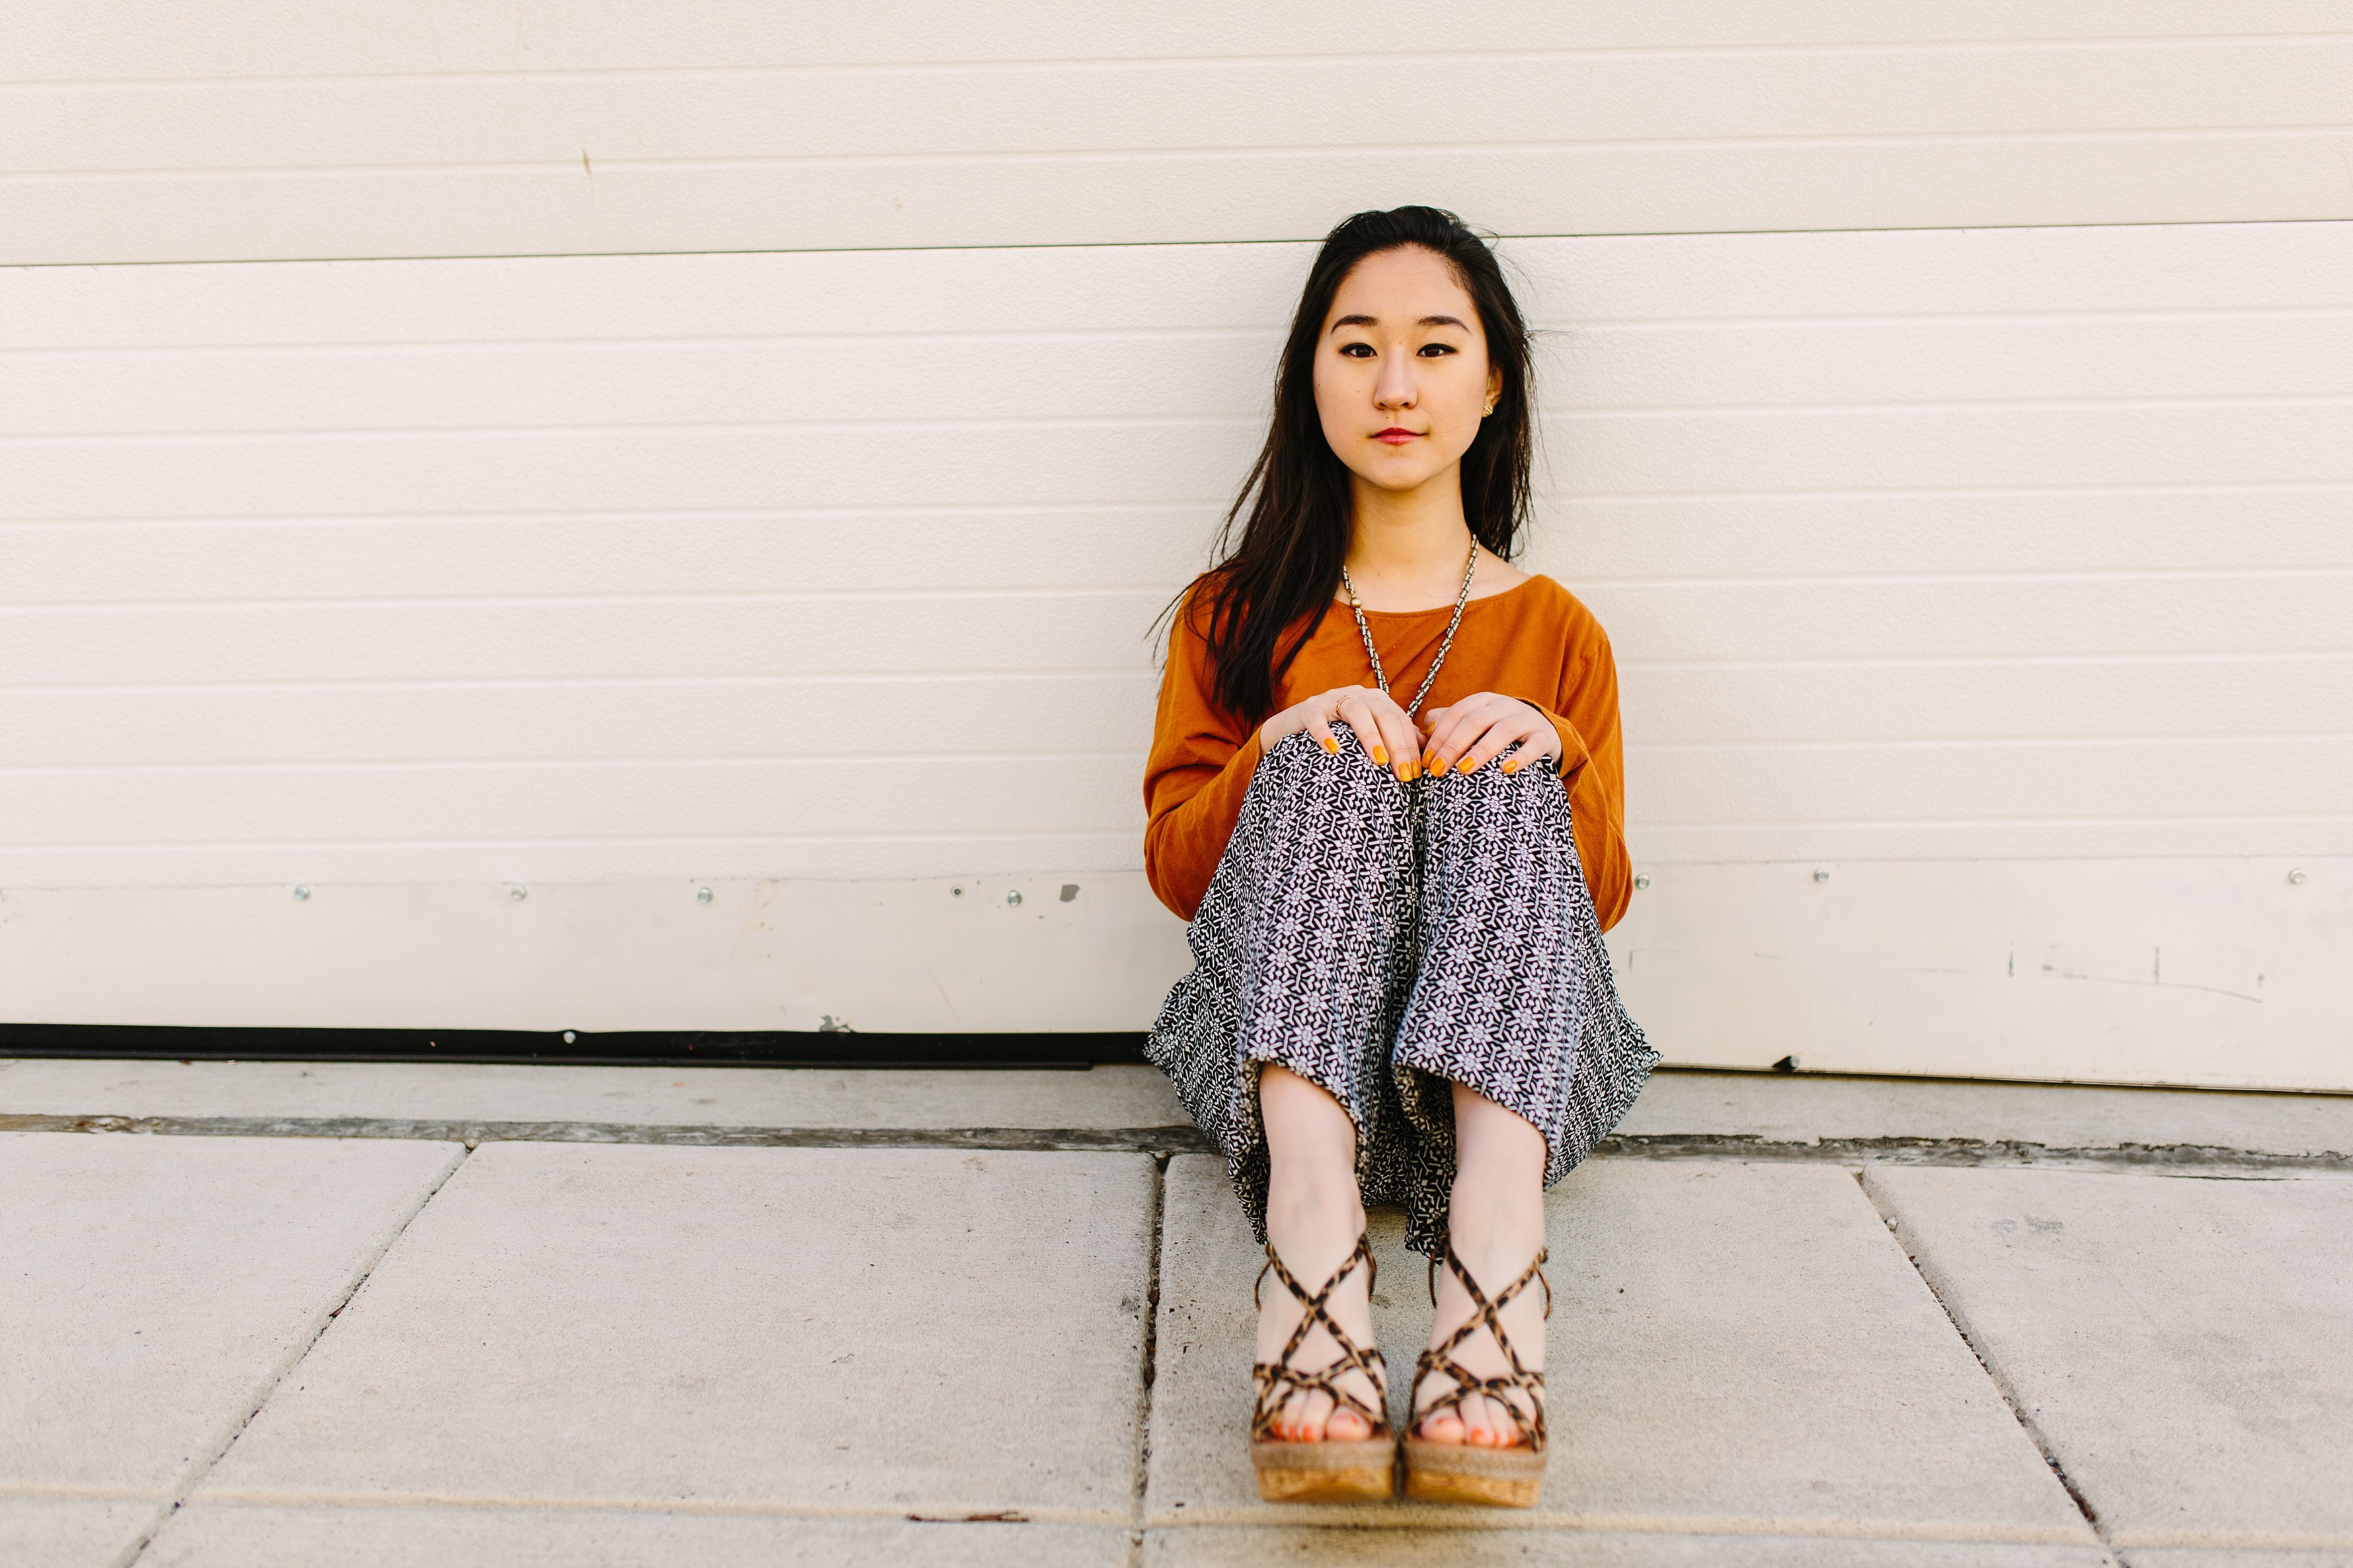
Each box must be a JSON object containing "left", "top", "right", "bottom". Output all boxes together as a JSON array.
[{"left": 1486, "top": 366, "right": 1504, "bottom": 413}]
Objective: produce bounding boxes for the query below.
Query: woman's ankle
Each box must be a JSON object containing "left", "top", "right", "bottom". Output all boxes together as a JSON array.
[
  {"left": 1265, "top": 1171, "right": 1365, "bottom": 1251},
  {"left": 1444, "top": 1186, "right": 1543, "bottom": 1261}
]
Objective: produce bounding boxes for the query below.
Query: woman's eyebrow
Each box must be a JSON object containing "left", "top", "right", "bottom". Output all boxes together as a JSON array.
[{"left": 1327, "top": 313, "right": 1472, "bottom": 334}]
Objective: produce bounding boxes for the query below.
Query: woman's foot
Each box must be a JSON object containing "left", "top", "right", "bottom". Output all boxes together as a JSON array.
[
  {"left": 1255, "top": 1179, "right": 1383, "bottom": 1442},
  {"left": 1415, "top": 1176, "right": 1548, "bottom": 1447},
  {"left": 1414, "top": 1233, "right": 1547, "bottom": 1446}
]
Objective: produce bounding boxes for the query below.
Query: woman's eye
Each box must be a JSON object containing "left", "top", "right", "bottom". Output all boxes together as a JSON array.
[
  {"left": 1417, "top": 342, "right": 1457, "bottom": 357},
  {"left": 1339, "top": 343, "right": 1375, "bottom": 358}
]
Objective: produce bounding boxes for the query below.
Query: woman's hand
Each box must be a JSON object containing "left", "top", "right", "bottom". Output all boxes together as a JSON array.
[
  {"left": 1419, "top": 693, "right": 1559, "bottom": 776},
  {"left": 1259, "top": 684, "right": 1423, "bottom": 780}
]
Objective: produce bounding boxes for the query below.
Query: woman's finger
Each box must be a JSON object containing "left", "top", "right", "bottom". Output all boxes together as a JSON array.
[
  {"left": 1460, "top": 711, "right": 1548, "bottom": 775},
  {"left": 1501, "top": 704, "right": 1562, "bottom": 774},
  {"left": 1501, "top": 720, "right": 1560, "bottom": 774},
  {"left": 1423, "top": 694, "right": 1503, "bottom": 774},
  {"left": 1363, "top": 692, "right": 1424, "bottom": 779},
  {"left": 1444, "top": 714, "right": 1510, "bottom": 774},
  {"left": 1334, "top": 693, "right": 1388, "bottom": 767},
  {"left": 1416, "top": 704, "right": 1466, "bottom": 773},
  {"left": 1303, "top": 698, "right": 1341, "bottom": 757}
]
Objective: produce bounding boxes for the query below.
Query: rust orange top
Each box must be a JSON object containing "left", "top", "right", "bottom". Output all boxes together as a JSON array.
[{"left": 1144, "top": 573, "right": 1632, "bottom": 930}]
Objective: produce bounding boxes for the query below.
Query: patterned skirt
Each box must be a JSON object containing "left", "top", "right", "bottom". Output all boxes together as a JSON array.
[{"left": 1147, "top": 723, "right": 1659, "bottom": 1255}]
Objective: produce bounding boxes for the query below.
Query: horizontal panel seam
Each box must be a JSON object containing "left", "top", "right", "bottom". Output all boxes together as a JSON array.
[
  {"left": 7, "top": 565, "right": 2353, "bottom": 612},
  {"left": 0, "top": 587, "right": 1177, "bottom": 610},
  {"left": 1, "top": 744, "right": 2347, "bottom": 776},
  {"left": 0, "top": 671, "right": 1160, "bottom": 693},
  {"left": 17, "top": 481, "right": 2350, "bottom": 518},
  {"left": 9, "top": 122, "right": 2353, "bottom": 183},
  {"left": 7, "top": 479, "right": 2353, "bottom": 531},
  {"left": 7, "top": 31, "right": 2352, "bottom": 91},
  {"left": 0, "top": 830, "right": 1152, "bottom": 850},
  {"left": 11, "top": 212, "right": 2353, "bottom": 267},
  {"left": 0, "top": 753, "right": 1149, "bottom": 774},
  {"left": 10, "top": 307, "right": 2353, "bottom": 358},
  {"left": 9, "top": 393, "right": 2353, "bottom": 444}
]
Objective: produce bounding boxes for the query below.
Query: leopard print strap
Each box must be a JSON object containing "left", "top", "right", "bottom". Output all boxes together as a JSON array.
[
  {"left": 1409, "top": 1238, "right": 1550, "bottom": 1451},
  {"left": 1250, "top": 1232, "right": 1391, "bottom": 1441}
]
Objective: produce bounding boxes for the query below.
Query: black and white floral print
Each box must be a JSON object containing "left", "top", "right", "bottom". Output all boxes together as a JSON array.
[{"left": 1148, "top": 722, "right": 1658, "bottom": 1255}]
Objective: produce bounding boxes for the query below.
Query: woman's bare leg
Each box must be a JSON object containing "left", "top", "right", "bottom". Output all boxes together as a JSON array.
[
  {"left": 1418, "top": 1081, "right": 1548, "bottom": 1446},
  {"left": 1254, "top": 1063, "right": 1380, "bottom": 1441}
]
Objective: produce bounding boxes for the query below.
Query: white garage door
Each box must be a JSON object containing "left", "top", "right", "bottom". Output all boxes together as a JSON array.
[{"left": 2, "top": 3, "right": 2348, "bottom": 1087}]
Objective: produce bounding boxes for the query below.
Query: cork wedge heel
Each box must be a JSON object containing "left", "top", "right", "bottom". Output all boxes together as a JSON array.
[
  {"left": 1401, "top": 1240, "right": 1550, "bottom": 1508},
  {"left": 1248, "top": 1232, "right": 1394, "bottom": 1503}
]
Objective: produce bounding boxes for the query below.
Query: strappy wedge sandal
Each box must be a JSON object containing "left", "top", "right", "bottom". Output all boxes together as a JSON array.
[
  {"left": 1249, "top": 1232, "right": 1394, "bottom": 1503},
  {"left": 1402, "top": 1239, "right": 1550, "bottom": 1508}
]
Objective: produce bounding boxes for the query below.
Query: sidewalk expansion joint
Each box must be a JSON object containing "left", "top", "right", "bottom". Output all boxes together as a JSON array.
[
  {"left": 113, "top": 1142, "right": 475, "bottom": 1568},
  {"left": 10, "top": 1112, "right": 2350, "bottom": 1177},
  {"left": 1605, "top": 1132, "right": 2353, "bottom": 1175},
  {"left": 1854, "top": 1167, "right": 2117, "bottom": 1562},
  {"left": 1131, "top": 1154, "right": 1168, "bottom": 1544},
  {"left": 1, "top": 1113, "right": 1220, "bottom": 1155}
]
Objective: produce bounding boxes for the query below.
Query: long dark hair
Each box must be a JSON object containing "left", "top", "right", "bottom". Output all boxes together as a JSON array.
[{"left": 1177, "top": 205, "right": 1536, "bottom": 724}]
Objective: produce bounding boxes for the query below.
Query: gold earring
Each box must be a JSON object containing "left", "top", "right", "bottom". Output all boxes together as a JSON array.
[{"left": 1482, "top": 402, "right": 1496, "bottom": 416}]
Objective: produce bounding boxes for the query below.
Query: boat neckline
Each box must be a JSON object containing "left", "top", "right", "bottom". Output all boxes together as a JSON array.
[{"left": 1331, "top": 573, "right": 1546, "bottom": 618}]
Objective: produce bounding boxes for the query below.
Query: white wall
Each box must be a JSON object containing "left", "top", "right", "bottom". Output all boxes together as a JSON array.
[
  {"left": 2, "top": 3, "right": 2348, "bottom": 1085},
  {"left": 5, "top": 224, "right": 2348, "bottom": 883},
  {"left": 4, "top": 2, "right": 2348, "bottom": 261}
]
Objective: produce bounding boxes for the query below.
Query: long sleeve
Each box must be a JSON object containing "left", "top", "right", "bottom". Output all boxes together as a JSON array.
[
  {"left": 1544, "top": 626, "right": 1633, "bottom": 932},
  {"left": 1142, "top": 600, "right": 1263, "bottom": 920},
  {"left": 1142, "top": 575, "right": 1635, "bottom": 930}
]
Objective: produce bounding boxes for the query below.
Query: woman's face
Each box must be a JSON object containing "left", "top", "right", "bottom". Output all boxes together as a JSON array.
[{"left": 1312, "top": 245, "right": 1503, "bottom": 499}]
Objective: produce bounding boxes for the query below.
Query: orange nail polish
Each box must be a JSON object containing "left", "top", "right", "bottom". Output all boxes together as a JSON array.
[
  {"left": 1371, "top": 745, "right": 1388, "bottom": 764},
  {"left": 1502, "top": 758, "right": 1519, "bottom": 775},
  {"left": 1402, "top": 764, "right": 1419, "bottom": 782},
  {"left": 1457, "top": 756, "right": 1476, "bottom": 774},
  {"left": 1320, "top": 736, "right": 1339, "bottom": 755}
]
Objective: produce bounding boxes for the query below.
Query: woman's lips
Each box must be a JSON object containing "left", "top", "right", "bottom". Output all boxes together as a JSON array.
[{"left": 1375, "top": 427, "right": 1420, "bottom": 445}]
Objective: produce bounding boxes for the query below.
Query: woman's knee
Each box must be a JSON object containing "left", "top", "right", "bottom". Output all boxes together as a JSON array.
[
  {"left": 1263, "top": 717, "right": 1376, "bottom": 776},
  {"left": 1432, "top": 744, "right": 1557, "bottom": 800},
  {"left": 1420, "top": 747, "right": 1566, "bottom": 848},
  {"left": 1252, "top": 720, "right": 1412, "bottom": 816}
]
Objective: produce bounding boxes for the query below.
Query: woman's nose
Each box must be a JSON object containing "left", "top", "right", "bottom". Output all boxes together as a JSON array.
[{"left": 1373, "top": 353, "right": 1417, "bottom": 411}]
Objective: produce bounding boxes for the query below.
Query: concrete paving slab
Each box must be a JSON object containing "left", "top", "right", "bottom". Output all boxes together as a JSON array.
[
  {"left": 1864, "top": 1167, "right": 2353, "bottom": 1558},
  {"left": 1620, "top": 1074, "right": 2353, "bottom": 1161},
  {"left": 0, "top": 1132, "right": 462, "bottom": 1565},
  {"left": 186, "top": 1143, "right": 1154, "bottom": 1520},
  {"left": 142, "top": 1503, "right": 1129, "bottom": 1567},
  {"left": 2127, "top": 1554, "right": 2353, "bottom": 1568},
  {"left": 1146, "top": 1524, "right": 2117, "bottom": 1566},
  {"left": 1147, "top": 1155, "right": 2093, "bottom": 1543},
  {"left": 0, "top": 1498, "right": 161, "bottom": 1568},
  {"left": 0, "top": 1058, "right": 1191, "bottom": 1139}
]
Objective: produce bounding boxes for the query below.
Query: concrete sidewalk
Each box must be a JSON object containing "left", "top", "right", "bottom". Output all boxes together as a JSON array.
[{"left": 3, "top": 1061, "right": 2349, "bottom": 1567}]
